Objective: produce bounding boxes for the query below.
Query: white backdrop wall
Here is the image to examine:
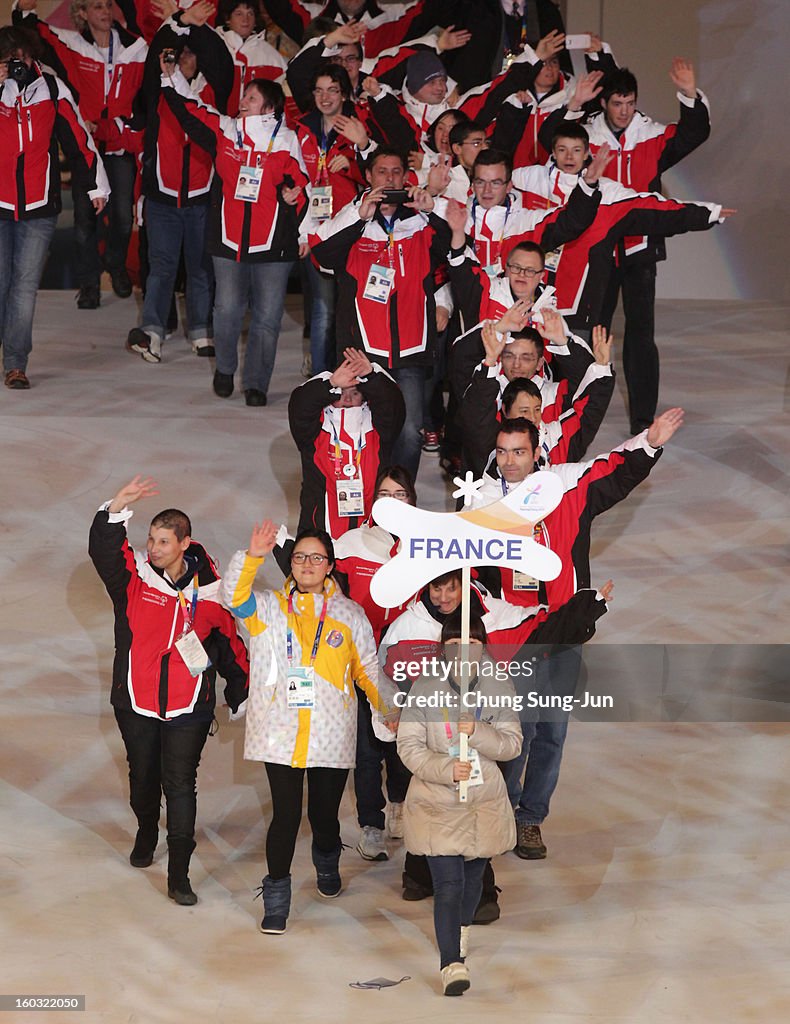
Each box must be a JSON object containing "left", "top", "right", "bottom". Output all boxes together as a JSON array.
[{"left": 566, "top": 0, "right": 788, "bottom": 301}]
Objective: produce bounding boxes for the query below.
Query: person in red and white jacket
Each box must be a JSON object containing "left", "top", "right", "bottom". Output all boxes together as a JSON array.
[
  {"left": 460, "top": 322, "right": 615, "bottom": 481},
  {"left": 288, "top": 347, "right": 406, "bottom": 542},
  {"left": 0, "top": 27, "right": 109, "bottom": 390},
  {"left": 213, "top": 0, "right": 287, "bottom": 116},
  {"left": 125, "top": 1, "right": 234, "bottom": 363},
  {"left": 161, "top": 60, "right": 308, "bottom": 404},
  {"left": 310, "top": 146, "right": 451, "bottom": 478},
  {"left": 509, "top": 120, "right": 734, "bottom": 346},
  {"left": 296, "top": 62, "right": 368, "bottom": 373},
  {"left": 547, "top": 63, "right": 712, "bottom": 433},
  {"left": 88, "top": 475, "right": 249, "bottom": 905},
  {"left": 14, "top": 0, "right": 147, "bottom": 308}
]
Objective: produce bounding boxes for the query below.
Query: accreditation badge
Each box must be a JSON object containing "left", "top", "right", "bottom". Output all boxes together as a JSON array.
[
  {"left": 287, "top": 667, "right": 315, "bottom": 709},
  {"left": 310, "top": 185, "right": 333, "bottom": 221},
  {"left": 174, "top": 630, "right": 212, "bottom": 676},
  {"left": 362, "top": 263, "right": 395, "bottom": 303},
  {"left": 543, "top": 246, "right": 564, "bottom": 273},
  {"left": 448, "top": 743, "right": 484, "bottom": 786},
  {"left": 235, "top": 165, "right": 262, "bottom": 202},
  {"left": 336, "top": 477, "right": 365, "bottom": 517}
]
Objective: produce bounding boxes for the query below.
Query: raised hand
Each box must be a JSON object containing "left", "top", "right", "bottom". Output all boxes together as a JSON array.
[
  {"left": 437, "top": 25, "right": 472, "bottom": 52},
  {"left": 325, "top": 21, "right": 366, "bottom": 48},
  {"left": 598, "top": 579, "right": 614, "bottom": 602},
  {"left": 248, "top": 519, "right": 278, "bottom": 558},
  {"left": 719, "top": 208, "right": 737, "bottom": 219},
  {"left": 496, "top": 298, "right": 533, "bottom": 335},
  {"left": 426, "top": 158, "right": 451, "bottom": 197},
  {"left": 108, "top": 475, "right": 159, "bottom": 513},
  {"left": 583, "top": 141, "right": 611, "bottom": 185},
  {"left": 359, "top": 186, "right": 387, "bottom": 220},
  {"left": 646, "top": 407, "right": 684, "bottom": 447},
  {"left": 445, "top": 197, "right": 469, "bottom": 236},
  {"left": 151, "top": 0, "right": 178, "bottom": 21},
  {"left": 361, "top": 75, "right": 381, "bottom": 98},
  {"left": 181, "top": 0, "right": 214, "bottom": 25},
  {"left": 334, "top": 114, "right": 368, "bottom": 149},
  {"left": 343, "top": 346, "right": 373, "bottom": 379},
  {"left": 669, "top": 57, "right": 696, "bottom": 98},
  {"left": 592, "top": 324, "right": 613, "bottom": 365},
  {"left": 482, "top": 321, "right": 506, "bottom": 366},
  {"left": 585, "top": 33, "right": 604, "bottom": 53},
  {"left": 405, "top": 184, "right": 434, "bottom": 213},
  {"left": 536, "top": 307, "right": 566, "bottom": 346},
  {"left": 407, "top": 150, "right": 425, "bottom": 170},
  {"left": 570, "top": 69, "right": 604, "bottom": 111},
  {"left": 535, "top": 30, "right": 565, "bottom": 62},
  {"left": 330, "top": 357, "right": 360, "bottom": 389}
]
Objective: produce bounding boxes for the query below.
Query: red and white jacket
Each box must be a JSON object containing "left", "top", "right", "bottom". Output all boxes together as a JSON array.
[
  {"left": 215, "top": 27, "right": 287, "bottom": 118},
  {"left": 510, "top": 163, "right": 723, "bottom": 329},
  {"left": 296, "top": 102, "right": 366, "bottom": 223},
  {"left": 288, "top": 368, "right": 406, "bottom": 541},
  {"left": 310, "top": 195, "right": 452, "bottom": 368},
  {"left": 471, "top": 432, "right": 663, "bottom": 606},
  {"left": 162, "top": 70, "right": 308, "bottom": 261},
  {"left": 0, "top": 69, "right": 109, "bottom": 220},
  {"left": 14, "top": 6, "right": 146, "bottom": 156}
]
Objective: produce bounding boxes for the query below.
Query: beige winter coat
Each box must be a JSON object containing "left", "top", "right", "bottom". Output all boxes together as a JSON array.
[{"left": 396, "top": 668, "right": 522, "bottom": 858}]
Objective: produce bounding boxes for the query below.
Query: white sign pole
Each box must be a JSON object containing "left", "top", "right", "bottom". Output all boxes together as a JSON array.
[{"left": 457, "top": 475, "right": 475, "bottom": 805}]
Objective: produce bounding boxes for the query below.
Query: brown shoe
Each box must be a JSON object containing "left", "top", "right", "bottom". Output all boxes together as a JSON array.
[
  {"left": 4, "top": 369, "right": 30, "bottom": 390},
  {"left": 515, "top": 822, "right": 547, "bottom": 860}
]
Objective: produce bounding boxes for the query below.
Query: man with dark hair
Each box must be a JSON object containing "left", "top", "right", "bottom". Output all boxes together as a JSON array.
[
  {"left": 469, "top": 407, "right": 683, "bottom": 857},
  {"left": 89, "top": 476, "right": 249, "bottom": 906},
  {"left": 310, "top": 146, "right": 452, "bottom": 477},
  {"left": 542, "top": 60, "right": 712, "bottom": 431}
]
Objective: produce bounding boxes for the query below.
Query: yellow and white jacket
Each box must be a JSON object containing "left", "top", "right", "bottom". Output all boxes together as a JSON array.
[{"left": 220, "top": 550, "right": 395, "bottom": 769}]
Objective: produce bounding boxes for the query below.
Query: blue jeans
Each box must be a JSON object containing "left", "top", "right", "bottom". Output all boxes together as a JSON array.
[
  {"left": 426, "top": 855, "right": 488, "bottom": 968},
  {"left": 354, "top": 689, "right": 411, "bottom": 830},
  {"left": 304, "top": 256, "right": 336, "bottom": 374},
  {"left": 212, "top": 256, "right": 293, "bottom": 393},
  {"left": 141, "top": 200, "right": 213, "bottom": 342},
  {"left": 73, "top": 152, "right": 136, "bottom": 286},
  {"left": 0, "top": 215, "right": 57, "bottom": 372},
  {"left": 114, "top": 708, "right": 212, "bottom": 843},
  {"left": 389, "top": 364, "right": 427, "bottom": 479},
  {"left": 504, "top": 646, "right": 581, "bottom": 825}
]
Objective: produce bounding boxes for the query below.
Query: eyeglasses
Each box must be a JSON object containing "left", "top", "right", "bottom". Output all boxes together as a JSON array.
[
  {"left": 313, "top": 87, "right": 342, "bottom": 96},
  {"left": 501, "top": 351, "right": 537, "bottom": 363},
  {"left": 376, "top": 489, "right": 410, "bottom": 500},
  {"left": 291, "top": 552, "right": 329, "bottom": 565},
  {"left": 506, "top": 265, "right": 543, "bottom": 277},
  {"left": 462, "top": 139, "right": 486, "bottom": 148},
  {"left": 332, "top": 55, "right": 361, "bottom": 65},
  {"left": 472, "top": 178, "right": 508, "bottom": 188}
]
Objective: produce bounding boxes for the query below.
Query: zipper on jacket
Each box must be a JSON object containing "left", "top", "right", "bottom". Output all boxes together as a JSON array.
[
  {"left": 114, "top": 66, "right": 124, "bottom": 101},
  {"left": 26, "top": 108, "right": 33, "bottom": 143}
]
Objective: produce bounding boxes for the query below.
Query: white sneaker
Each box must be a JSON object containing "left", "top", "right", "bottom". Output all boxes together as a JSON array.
[
  {"left": 460, "top": 925, "right": 470, "bottom": 959},
  {"left": 387, "top": 801, "right": 404, "bottom": 839},
  {"left": 356, "top": 825, "right": 388, "bottom": 861},
  {"left": 140, "top": 333, "right": 162, "bottom": 364},
  {"left": 441, "top": 962, "right": 470, "bottom": 997}
]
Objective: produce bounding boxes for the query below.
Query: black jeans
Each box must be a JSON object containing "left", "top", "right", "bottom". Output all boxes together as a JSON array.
[
  {"left": 114, "top": 708, "right": 211, "bottom": 842},
  {"left": 354, "top": 692, "right": 410, "bottom": 830},
  {"left": 264, "top": 762, "right": 348, "bottom": 879},
  {"left": 601, "top": 261, "right": 658, "bottom": 432},
  {"left": 426, "top": 855, "right": 488, "bottom": 968},
  {"left": 73, "top": 152, "right": 136, "bottom": 286}
]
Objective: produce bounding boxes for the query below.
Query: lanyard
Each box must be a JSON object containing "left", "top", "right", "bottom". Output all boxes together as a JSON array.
[
  {"left": 177, "top": 577, "right": 199, "bottom": 630},
  {"left": 329, "top": 414, "right": 365, "bottom": 478},
  {"left": 472, "top": 196, "right": 510, "bottom": 263},
  {"left": 316, "top": 127, "right": 332, "bottom": 184},
  {"left": 286, "top": 588, "right": 328, "bottom": 667},
  {"left": 382, "top": 213, "right": 396, "bottom": 251},
  {"left": 236, "top": 115, "right": 281, "bottom": 158}
]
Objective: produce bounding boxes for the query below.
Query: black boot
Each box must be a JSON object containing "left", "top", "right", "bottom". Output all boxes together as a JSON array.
[
  {"left": 472, "top": 861, "right": 500, "bottom": 924},
  {"left": 129, "top": 817, "right": 159, "bottom": 868},
  {"left": 311, "top": 841, "right": 342, "bottom": 898},
  {"left": 167, "top": 838, "right": 197, "bottom": 905}
]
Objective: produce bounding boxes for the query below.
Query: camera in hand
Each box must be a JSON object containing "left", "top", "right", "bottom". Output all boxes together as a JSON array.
[
  {"left": 162, "top": 48, "right": 177, "bottom": 65},
  {"left": 7, "top": 59, "right": 29, "bottom": 82},
  {"left": 378, "top": 189, "right": 410, "bottom": 205}
]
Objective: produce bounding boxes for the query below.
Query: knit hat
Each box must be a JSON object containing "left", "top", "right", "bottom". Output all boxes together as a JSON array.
[{"left": 406, "top": 51, "right": 447, "bottom": 95}]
